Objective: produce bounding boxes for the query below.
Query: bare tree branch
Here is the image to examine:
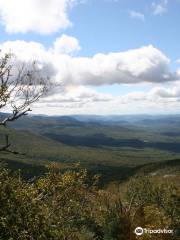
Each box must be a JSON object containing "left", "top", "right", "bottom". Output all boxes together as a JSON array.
[{"left": 0, "top": 51, "right": 49, "bottom": 153}]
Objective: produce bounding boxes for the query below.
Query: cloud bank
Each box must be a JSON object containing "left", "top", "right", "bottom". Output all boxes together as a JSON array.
[
  {"left": 1, "top": 37, "right": 180, "bottom": 114},
  {"left": 0, "top": 39, "right": 177, "bottom": 87}
]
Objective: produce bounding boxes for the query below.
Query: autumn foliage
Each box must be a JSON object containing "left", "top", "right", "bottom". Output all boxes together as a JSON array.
[{"left": 0, "top": 164, "right": 179, "bottom": 240}]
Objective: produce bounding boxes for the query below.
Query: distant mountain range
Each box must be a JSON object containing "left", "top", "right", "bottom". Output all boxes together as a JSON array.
[{"left": 1, "top": 112, "right": 180, "bottom": 130}]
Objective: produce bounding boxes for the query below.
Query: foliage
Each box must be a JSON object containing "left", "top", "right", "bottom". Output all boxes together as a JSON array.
[{"left": 0, "top": 164, "right": 179, "bottom": 240}]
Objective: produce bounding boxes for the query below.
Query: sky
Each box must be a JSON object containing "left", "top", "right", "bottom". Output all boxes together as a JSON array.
[{"left": 0, "top": 0, "right": 180, "bottom": 115}]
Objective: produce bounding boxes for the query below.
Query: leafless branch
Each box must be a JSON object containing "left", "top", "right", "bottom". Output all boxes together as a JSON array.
[{"left": 0, "top": 51, "right": 50, "bottom": 153}]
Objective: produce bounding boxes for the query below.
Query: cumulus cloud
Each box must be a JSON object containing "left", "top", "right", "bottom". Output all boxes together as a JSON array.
[
  {"left": 119, "top": 83, "right": 180, "bottom": 105},
  {"left": 51, "top": 34, "right": 81, "bottom": 54},
  {"left": 1, "top": 38, "right": 180, "bottom": 115},
  {"left": 0, "top": 40, "right": 177, "bottom": 88},
  {"left": 129, "top": 10, "right": 145, "bottom": 21},
  {"left": 33, "top": 86, "right": 114, "bottom": 115},
  {"left": 59, "top": 45, "right": 174, "bottom": 85},
  {"left": 0, "top": 0, "right": 78, "bottom": 34},
  {"left": 0, "top": 40, "right": 57, "bottom": 86},
  {"left": 0, "top": 39, "right": 177, "bottom": 88},
  {"left": 150, "top": 84, "right": 180, "bottom": 98},
  {"left": 152, "top": 0, "right": 168, "bottom": 16},
  {"left": 41, "top": 86, "right": 112, "bottom": 104}
]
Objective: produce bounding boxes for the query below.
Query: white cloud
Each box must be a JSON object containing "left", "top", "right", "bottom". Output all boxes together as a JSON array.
[
  {"left": 118, "top": 83, "right": 180, "bottom": 104},
  {"left": 1, "top": 38, "right": 180, "bottom": 114},
  {"left": 33, "top": 86, "right": 114, "bottom": 114},
  {"left": 41, "top": 86, "right": 112, "bottom": 104},
  {"left": 33, "top": 86, "right": 180, "bottom": 115},
  {"left": 0, "top": 0, "right": 78, "bottom": 34},
  {"left": 0, "top": 40, "right": 177, "bottom": 87},
  {"left": 152, "top": 0, "right": 168, "bottom": 16},
  {"left": 150, "top": 83, "right": 180, "bottom": 98},
  {"left": 52, "top": 34, "right": 81, "bottom": 54},
  {"left": 55, "top": 45, "right": 175, "bottom": 86},
  {"left": 32, "top": 81, "right": 180, "bottom": 115},
  {"left": 129, "top": 10, "right": 145, "bottom": 21}
]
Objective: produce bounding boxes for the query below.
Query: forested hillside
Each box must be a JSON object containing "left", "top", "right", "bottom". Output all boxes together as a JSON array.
[
  {"left": 1, "top": 114, "right": 180, "bottom": 184},
  {"left": 0, "top": 163, "right": 179, "bottom": 240}
]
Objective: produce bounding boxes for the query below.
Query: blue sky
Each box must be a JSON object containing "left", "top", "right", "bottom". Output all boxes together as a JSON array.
[
  {"left": 69, "top": 0, "right": 180, "bottom": 58},
  {"left": 1, "top": 0, "right": 179, "bottom": 59},
  {"left": 0, "top": 0, "right": 180, "bottom": 115}
]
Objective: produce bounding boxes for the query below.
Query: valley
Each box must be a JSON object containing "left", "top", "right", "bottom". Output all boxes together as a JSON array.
[{"left": 0, "top": 114, "right": 180, "bottom": 185}]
